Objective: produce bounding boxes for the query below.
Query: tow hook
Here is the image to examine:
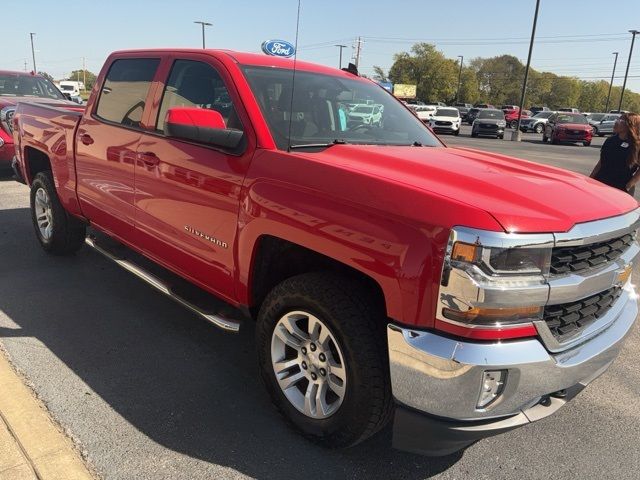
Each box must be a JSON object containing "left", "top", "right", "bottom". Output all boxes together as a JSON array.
[
  {"left": 539, "top": 395, "right": 552, "bottom": 407},
  {"left": 551, "top": 389, "right": 568, "bottom": 398}
]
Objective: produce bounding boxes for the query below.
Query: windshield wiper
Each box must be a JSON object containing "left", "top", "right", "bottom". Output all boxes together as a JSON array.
[{"left": 289, "top": 139, "right": 349, "bottom": 150}]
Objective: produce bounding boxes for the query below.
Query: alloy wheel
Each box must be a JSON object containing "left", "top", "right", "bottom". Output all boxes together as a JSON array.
[
  {"left": 34, "top": 187, "right": 53, "bottom": 240},
  {"left": 271, "top": 311, "right": 347, "bottom": 419}
]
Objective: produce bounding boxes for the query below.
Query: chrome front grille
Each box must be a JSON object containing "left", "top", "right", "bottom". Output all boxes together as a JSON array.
[
  {"left": 550, "top": 233, "right": 634, "bottom": 275},
  {"left": 544, "top": 287, "right": 622, "bottom": 342}
]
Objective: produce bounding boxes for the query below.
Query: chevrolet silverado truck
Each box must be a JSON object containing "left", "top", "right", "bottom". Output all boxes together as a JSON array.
[{"left": 12, "top": 49, "right": 640, "bottom": 456}]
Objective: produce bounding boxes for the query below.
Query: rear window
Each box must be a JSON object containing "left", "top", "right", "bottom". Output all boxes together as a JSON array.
[{"left": 95, "top": 58, "right": 160, "bottom": 128}]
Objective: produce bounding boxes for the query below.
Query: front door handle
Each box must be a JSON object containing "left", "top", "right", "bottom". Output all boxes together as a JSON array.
[
  {"left": 79, "top": 133, "right": 94, "bottom": 145},
  {"left": 138, "top": 151, "right": 159, "bottom": 166}
]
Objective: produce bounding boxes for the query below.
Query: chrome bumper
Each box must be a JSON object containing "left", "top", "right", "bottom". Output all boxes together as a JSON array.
[{"left": 387, "top": 287, "right": 637, "bottom": 421}]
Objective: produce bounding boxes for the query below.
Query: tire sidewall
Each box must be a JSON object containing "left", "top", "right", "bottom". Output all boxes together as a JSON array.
[
  {"left": 257, "top": 277, "right": 388, "bottom": 446},
  {"left": 30, "top": 173, "right": 59, "bottom": 251}
]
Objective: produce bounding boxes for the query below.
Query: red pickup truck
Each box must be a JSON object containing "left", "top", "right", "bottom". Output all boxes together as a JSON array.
[{"left": 11, "top": 49, "right": 640, "bottom": 456}]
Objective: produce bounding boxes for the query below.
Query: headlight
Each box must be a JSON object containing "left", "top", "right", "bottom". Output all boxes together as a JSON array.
[
  {"left": 497, "top": 121, "right": 506, "bottom": 127},
  {"left": 451, "top": 241, "right": 551, "bottom": 276}
]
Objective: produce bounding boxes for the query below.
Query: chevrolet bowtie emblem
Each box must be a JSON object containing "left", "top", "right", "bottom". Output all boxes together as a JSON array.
[{"left": 617, "top": 264, "right": 633, "bottom": 286}]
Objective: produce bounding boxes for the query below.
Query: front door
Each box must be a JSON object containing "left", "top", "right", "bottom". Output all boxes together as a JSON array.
[{"left": 134, "top": 57, "right": 252, "bottom": 302}]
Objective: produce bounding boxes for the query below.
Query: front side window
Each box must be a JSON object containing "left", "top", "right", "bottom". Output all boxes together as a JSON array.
[
  {"left": 242, "top": 66, "right": 440, "bottom": 150},
  {"left": 156, "top": 59, "right": 243, "bottom": 133},
  {"left": 95, "top": 58, "right": 159, "bottom": 128}
]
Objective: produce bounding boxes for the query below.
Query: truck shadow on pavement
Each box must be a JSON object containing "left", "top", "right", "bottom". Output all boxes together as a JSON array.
[{"left": 0, "top": 206, "right": 461, "bottom": 480}]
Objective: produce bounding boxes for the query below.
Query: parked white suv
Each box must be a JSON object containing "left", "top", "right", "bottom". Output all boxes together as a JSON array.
[{"left": 429, "top": 107, "right": 461, "bottom": 135}]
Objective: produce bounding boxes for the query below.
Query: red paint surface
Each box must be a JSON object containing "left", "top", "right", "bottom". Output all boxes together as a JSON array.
[{"left": 12, "top": 50, "right": 640, "bottom": 336}]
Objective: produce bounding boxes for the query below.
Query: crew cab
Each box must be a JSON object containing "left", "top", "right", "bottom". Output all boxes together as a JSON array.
[
  {"left": 0, "top": 70, "right": 81, "bottom": 169},
  {"left": 12, "top": 49, "right": 640, "bottom": 456}
]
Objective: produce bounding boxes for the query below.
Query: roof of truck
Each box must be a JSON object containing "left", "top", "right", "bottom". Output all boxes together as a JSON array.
[{"left": 110, "top": 49, "right": 363, "bottom": 80}]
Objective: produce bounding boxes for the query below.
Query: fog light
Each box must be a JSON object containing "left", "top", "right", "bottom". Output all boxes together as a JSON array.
[{"left": 477, "top": 370, "right": 506, "bottom": 409}]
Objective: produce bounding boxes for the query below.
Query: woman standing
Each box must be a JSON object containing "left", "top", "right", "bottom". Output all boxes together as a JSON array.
[{"left": 590, "top": 113, "right": 640, "bottom": 195}]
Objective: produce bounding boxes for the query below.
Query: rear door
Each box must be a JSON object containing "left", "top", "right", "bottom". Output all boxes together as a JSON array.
[
  {"left": 75, "top": 56, "right": 160, "bottom": 239},
  {"left": 133, "top": 54, "right": 255, "bottom": 302}
]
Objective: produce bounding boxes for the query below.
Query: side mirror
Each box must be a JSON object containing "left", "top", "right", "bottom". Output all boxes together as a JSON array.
[{"left": 164, "top": 107, "right": 243, "bottom": 150}]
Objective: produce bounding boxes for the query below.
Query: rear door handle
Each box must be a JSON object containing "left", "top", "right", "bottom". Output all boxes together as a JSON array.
[
  {"left": 79, "top": 133, "right": 94, "bottom": 145},
  {"left": 138, "top": 151, "right": 160, "bottom": 166}
]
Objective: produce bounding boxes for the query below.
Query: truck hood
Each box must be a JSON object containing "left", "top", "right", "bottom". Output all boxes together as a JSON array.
[{"left": 297, "top": 144, "right": 638, "bottom": 233}]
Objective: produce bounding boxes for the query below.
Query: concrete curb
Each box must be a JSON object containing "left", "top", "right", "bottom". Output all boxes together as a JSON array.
[{"left": 0, "top": 350, "right": 94, "bottom": 480}]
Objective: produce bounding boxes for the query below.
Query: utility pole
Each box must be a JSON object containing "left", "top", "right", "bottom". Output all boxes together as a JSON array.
[
  {"left": 29, "top": 32, "right": 37, "bottom": 73},
  {"left": 353, "top": 37, "right": 363, "bottom": 69},
  {"left": 335, "top": 44, "right": 347, "bottom": 69},
  {"left": 194, "top": 21, "right": 212, "bottom": 49},
  {"left": 455, "top": 55, "right": 464, "bottom": 103},
  {"left": 82, "top": 56, "right": 86, "bottom": 89},
  {"left": 617, "top": 29, "right": 639, "bottom": 112},
  {"left": 23, "top": 60, "right": 28, "bottom": 72},
  {"left": 512, "top": 0, "right": 540, "bottom": 142},
  {"left": 604, "top": 52, "right": 618, "bottom": 113}
]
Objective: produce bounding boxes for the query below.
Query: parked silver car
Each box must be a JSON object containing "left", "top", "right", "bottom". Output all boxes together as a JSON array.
[
  {"left": 595, "top": 114, "right": 621, "bottom": 136},
  {"left": 519, "top": 111, "right": 555, "bottom": 133},
  {"left": 586, "top": 113, "right": 607, "bottom": 135}
]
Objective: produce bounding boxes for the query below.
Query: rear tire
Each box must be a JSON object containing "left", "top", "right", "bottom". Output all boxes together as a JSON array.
[
  {"left": 30, "top": 171, "right": 86, "bottom": 255},
  {"left": 542, "top": 134, "right": 548, "bottom": 143},
  {"left": 257, "top": 272, "right": 393, "bottom": 449}
]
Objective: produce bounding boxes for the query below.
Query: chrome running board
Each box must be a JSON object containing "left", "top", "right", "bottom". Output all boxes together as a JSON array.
[{"left": 85, "top": 235, "right": 241, "bottom": 333}]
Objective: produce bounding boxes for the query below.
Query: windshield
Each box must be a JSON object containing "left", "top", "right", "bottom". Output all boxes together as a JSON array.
[
  {"left": 435, "top": 108, "right": 458, "bottom": 117},
  {"left": 556, "top": 113, "right": 588, "bottom": 124},
  {"left": 478, "top": 109, "right": 505, "bottom": 119},
  {"left": 533, "top": 112, "right": 553, "bottom": 119},
  {"left": 242, "top": 66, "right": 441, "bottom": 149},
  {"left": 0, "top": 74, "right": 65, "bottom": 99},
  {"left": 588, "top": 113, "right": 605, "bottom": 121}
]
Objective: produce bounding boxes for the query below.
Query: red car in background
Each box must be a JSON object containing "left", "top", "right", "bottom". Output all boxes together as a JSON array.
[
  {"left": 502, "top": 105, "right": 531, "bottom": 129},
  {"left": 543, "top": 112, "right": 593, "bottom": 146},
  {"left": 0, "top": 70, "right": 81, "bottom": 170}
]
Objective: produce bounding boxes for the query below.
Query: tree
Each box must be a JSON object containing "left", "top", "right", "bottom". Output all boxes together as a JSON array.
[
  {"left": 388, "top": 43, "right": 458, "bottom": 102},
  {"left": 474, "top": 55, "right": 525, "bottom": 106},
  {"left": 67, "top": 70, "right": 97, "bottom": 90},
  {"left": 372, "top": 66, "right": 389, "bottom": 83}
]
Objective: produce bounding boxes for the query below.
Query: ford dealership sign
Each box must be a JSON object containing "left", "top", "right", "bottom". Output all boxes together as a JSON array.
[{"left": 261, "top": 40, "right": 296, "bottom": 58}]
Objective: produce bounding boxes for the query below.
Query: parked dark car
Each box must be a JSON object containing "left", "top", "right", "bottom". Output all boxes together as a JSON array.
[
  {"left": 543, "top": 112, "right": 593, "bottom": 146},
  {"left": 456, "top": 106, "right": 470, "bottom": 121},
  {"left": 466, "top": 107, "right": 481, "bottom": 125},
  {"left": 474, "top": 103, "right": 495, "bottom": 109},
  {"left": 471, "top": 109, "right": 506, "bottom": 139}
]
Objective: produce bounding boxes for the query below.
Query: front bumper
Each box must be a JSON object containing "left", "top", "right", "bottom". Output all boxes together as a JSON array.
[
  {"left": 475, "top": 126, "right": 504, "bottom": 137},
  {"left": 387, "top": 289, "right": 638, "bottom": 455},
  {"left": 431, "top": 124, "right": 460, "bottom": 133}
]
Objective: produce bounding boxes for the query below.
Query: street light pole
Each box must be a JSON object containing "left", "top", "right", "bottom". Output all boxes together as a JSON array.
[
  {"left": 605, "top": 52, "right": 619, "bottom": 113},
  {"left": 512, "top": 0, "right": 540, "bottom": 142},
  {"left": 193, "top": 21, "right": 212, "bottom": 49},
  {"left": 617, "top": 29, "right": 638, "bottom": 112},
  {"left": 335, "top": 44, "right": 347, "bottom": 69},
  {"left": 29, "top": 32, "right": 37, "bottom": 73},
  {"left": 455, "top": 55, "right": 464, "bottom": 103}
]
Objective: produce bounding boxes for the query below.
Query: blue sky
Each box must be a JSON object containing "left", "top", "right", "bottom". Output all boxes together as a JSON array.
[{"left": 3, "top": 0, "right": 639, "bottom": 92}]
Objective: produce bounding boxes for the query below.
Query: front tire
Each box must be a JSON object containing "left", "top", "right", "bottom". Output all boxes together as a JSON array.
[
  {"left": 534, "top": 123, "right": 544, "bottom": 134},
  {"left": 257, "top": 272, "right": 392, "bottom": 449},
  {"left": 30, "top": 171, "right": 86, "bottom": 255}
]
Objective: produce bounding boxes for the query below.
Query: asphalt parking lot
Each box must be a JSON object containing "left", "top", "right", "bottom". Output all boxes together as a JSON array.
[{"left": 1, "top": 134, "right": 639, "bottom": 479}]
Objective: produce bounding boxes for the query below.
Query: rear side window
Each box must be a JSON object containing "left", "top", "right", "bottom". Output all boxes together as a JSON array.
[
  {"left": 155, "top": 59, "right": 243, "bottom": 133},
  {"left": 95, "top": 58, "right": 159, "bottom": 128}
]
